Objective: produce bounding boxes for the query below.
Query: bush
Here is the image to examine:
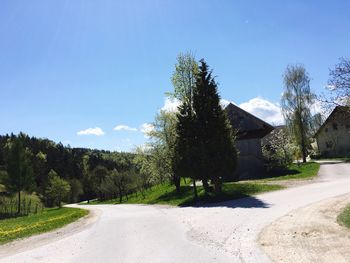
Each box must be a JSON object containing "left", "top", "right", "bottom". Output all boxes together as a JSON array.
[
  {"left": 0, "top": 192, "right": 44, "bottom": 219},
  {"left": 263, "top": 127, "right": 297, "bottom": 172}
]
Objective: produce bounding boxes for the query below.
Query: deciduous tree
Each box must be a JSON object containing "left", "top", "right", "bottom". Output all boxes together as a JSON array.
[
  {"left": 281, "top": 64, "right": 315, "bottom": 163},
  {"left": 45, "top": 169, "right": 71, "bottom": 208}
]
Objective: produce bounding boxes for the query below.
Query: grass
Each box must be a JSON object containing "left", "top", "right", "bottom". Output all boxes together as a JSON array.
[
  {"left": 82, "top": 162, "right": 320, "bottom": 207},
  {"left": 86, "top": 180, "right": 283, "bottom": 207},
  {"left": 338, "top": 204, "right": 350, "bottom": 228},
  {"left": 0, "top": 207, "right": 88, "bottom": 244},
  {"left": 262, "top": 162, "right": 320, "bottom": 181}
]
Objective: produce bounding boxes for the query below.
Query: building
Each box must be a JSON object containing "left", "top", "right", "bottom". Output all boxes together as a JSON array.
[
  {"left": 225, "top": 103, "right": 274, "bottom": 180},
  {"left": 314, "top": 106, "right": 350, "bottom": 157}
]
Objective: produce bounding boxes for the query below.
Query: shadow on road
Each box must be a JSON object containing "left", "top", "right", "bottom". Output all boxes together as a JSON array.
[{"left": 191, "top": 195, "right": 270, "bottom": 209}]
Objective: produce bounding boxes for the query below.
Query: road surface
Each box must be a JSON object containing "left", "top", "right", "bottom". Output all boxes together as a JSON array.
[{"left": 1, "top": 162, "right": 349, "bottom": 263}]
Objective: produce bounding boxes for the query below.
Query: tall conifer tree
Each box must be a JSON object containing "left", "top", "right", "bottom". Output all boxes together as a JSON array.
[
  {"left": 174, "top": 60, "right": 237, "bottom": 197},
  {"left": 193, "top": 60, "right": 237, "bottom": 193}
]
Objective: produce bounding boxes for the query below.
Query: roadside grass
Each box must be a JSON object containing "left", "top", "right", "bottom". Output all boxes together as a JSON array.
[
  {"left": 338, "top": 204, "right": 350, "bottom": 228},
  {"left": 82, "top": 162, "right": 320, "bottom": 207},
  {"left": 0, "top": 207, "right": 88, "bottom": 244},
  {"left": 86, "top": 180, "right": 283, "bottom": 207},
  {"left": 261, "top": 162, "right": 320, "bottom": 181}
]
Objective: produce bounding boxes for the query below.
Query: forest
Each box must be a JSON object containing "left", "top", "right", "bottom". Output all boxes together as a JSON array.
[{"left": 0, "top": 133, "right": 142, "bottom": 217}]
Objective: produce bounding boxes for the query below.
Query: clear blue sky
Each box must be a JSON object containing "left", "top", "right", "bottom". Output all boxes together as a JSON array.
[{"left": 1, "top": 0, "right": 349, "bottom": 151}]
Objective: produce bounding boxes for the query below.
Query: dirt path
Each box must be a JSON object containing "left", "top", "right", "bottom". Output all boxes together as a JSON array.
[{"left": 259, "top": 193, "right": 350, "bottom": 263}]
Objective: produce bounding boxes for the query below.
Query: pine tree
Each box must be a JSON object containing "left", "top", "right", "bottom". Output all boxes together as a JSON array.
[
  {"left": 192, "top": 60, "right": 237, "bottom": 193},
  {"left": 174, "top": 99, "right": 199, "bottom": 199},
  {"left": 174, "top": 60, "right": 237, "bottom": 198},
  {"left": 4, "top": 134, "right": 35, "bottom": 214}
]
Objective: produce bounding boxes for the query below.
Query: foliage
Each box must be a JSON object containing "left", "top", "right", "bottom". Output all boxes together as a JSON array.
[
  {"left": 281, "top": 64, "right": 315, "bottom": 163},
  {"left": 0, "top": 193, "right": 44, "bottom": 219},
  {"left": 328, "top": 57, "right": 350, "bottom": 107},
  {"left": 99, "top": 169, "right": 133, "bottom": 202},
  {"left": 168, "top": 51, "right": 198, "bottom": 103},
  {"left": 175, "top": 60, "right": 237, "bottom": 195},
  {"left": 0, "top": 207, "right": 88, "bottom": 244},
  {"left": 338, "top": 204, "right": 350, "bottom": 229},
  {"left": 69, "top": 178, "right": 83, "bottom": 203},
  {"left": 3, "top": 134, "right": 35, "bottom": 214},
  {"left": 0, "top": 133, "right": 140, "bottom": 205},
  {"left": 45, "top": 170, "right": 71, "bottom": 208},
  {"left": 262, "top": 127, "right": 297, "bottom": 171},
  {"left": 149, "top": 111, "right": 180, "bottom": 190}
]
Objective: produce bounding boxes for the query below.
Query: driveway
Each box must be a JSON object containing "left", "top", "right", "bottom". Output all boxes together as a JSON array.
[{"left": 1, "top": 162, "right": 350, "bottom": 263}]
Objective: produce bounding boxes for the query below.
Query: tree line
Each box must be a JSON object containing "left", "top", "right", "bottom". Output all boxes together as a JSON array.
[{"left": 0, "top": 133, "right": 145, "bottom": 216}]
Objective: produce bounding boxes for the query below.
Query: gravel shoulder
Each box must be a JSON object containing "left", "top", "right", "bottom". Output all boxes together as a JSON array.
[
  {"left": 259, "top": 193, "right": 350, "bottom": 263},
  {"left": 0, "top": 205, "right": 99, "bottom": 259}
]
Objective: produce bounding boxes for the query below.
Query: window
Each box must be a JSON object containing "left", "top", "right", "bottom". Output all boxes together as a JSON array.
[
  {"left": 333, "top": 122, "right": 338, "bottom": 130},
  {"left": 326, "top": 141, "right": 333, "bottom": 149}
]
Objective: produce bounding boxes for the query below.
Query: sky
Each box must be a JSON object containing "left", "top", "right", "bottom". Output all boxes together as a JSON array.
[{"left": 1, "top": 0, "right": 349, "bottom": 152}]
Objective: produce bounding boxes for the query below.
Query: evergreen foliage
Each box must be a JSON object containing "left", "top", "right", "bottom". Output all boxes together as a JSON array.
[
  {"left": 175, "top": 60, "right": 237, "bottom": 196},
  {"left": 3, "top": 134, "right": 35, "bottom": 214}
]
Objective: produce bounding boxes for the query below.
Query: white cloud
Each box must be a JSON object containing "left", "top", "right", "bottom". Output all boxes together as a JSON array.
[
  {"left": 140, "top": 123, "right": 155, "bottom": 137},
  {"left": 161, "top": 98, "right": 181, "bottom": 112},
  {"left": 239, "top": 97, "right": 284, "bottom": 125},
  {"left": 159, "top": 96, "right": 285, "bottom": 126},
  {"left": 113, "top": 125, "right": 137, "bottom": 132},
  {"left": 77, "top": 127, "right": 105, "bottom": 136},
  {"left": 310, "top": 100, "right": 322, "bottom": 116}
]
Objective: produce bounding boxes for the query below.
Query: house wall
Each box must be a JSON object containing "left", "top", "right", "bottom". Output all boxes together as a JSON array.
[
  {"left": 235, "top": 138, "right": 264, "bottom": 179},
  {"left": 316, "top": 117, "right": 350, "bottom": 157}
]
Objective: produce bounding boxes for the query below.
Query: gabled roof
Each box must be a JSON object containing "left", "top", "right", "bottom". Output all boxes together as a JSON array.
[
  {"left": 224, "top": 103, "right": 274, "bottom": 140},
  {"left": 314, "top": 106, "right": 350, "bottom": 137}
]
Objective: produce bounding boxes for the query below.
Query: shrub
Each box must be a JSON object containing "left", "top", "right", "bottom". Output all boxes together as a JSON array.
[{"left": 0, "top": 192, "right": 44, "bottom": 219}]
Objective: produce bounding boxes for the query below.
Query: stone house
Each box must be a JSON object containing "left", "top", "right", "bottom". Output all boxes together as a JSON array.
[
  {"left": 314, "top": 106, "right": 350, "bottom": 157},
  {"left": 225, "top": 103, "right": 274, "bottom": 179}
]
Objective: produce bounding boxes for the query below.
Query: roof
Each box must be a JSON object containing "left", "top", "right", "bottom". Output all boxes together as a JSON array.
[
  {"left": 224, "top": 103, "right": 274, "bottom": 140},
  {"left": 314, "top": 106, "right": 350, "bottom": 137}
]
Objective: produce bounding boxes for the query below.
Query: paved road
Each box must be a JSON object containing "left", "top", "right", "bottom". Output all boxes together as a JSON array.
[{"left": 1, "top": 162, "right": 350, "bottom": 263}]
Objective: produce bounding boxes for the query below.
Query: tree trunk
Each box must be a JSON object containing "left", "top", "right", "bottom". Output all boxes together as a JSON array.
[
  {"left": 174, "top": 176, "right": 181, "bottom": 193},
  {"left": 213, "top": 178, "right": 222, "bottom": 194},
  {"left": 192, "top": 179, "right": 198, "bottom": 201},
  {"left": 119, "top": 187, "right": 123, "bottom": 203},
  {"left": 301, "top": 135, "right": 307, "bottom": 163},
  {"left": 202, "top": 179, "right": 210, "bottom": 195},
  {"left": 17, "top": 191, "right": 21, "bottom": 215}
]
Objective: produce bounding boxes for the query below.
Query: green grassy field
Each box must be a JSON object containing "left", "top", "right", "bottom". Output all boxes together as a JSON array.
[
  {"left": 87, "top": 180, "right": 283, "bottom": 206},
  {"left": 338, "top": 204, "right": 350, "bottom": 228},
  {"left": 86, "top": 162, "right": 321, "bottom": 207},
  {"left": 262, "top": 162, "right": 320, "bottom": 181},
  {"left": 0, "top": 207, "right": 88, "bottom": 244}
]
